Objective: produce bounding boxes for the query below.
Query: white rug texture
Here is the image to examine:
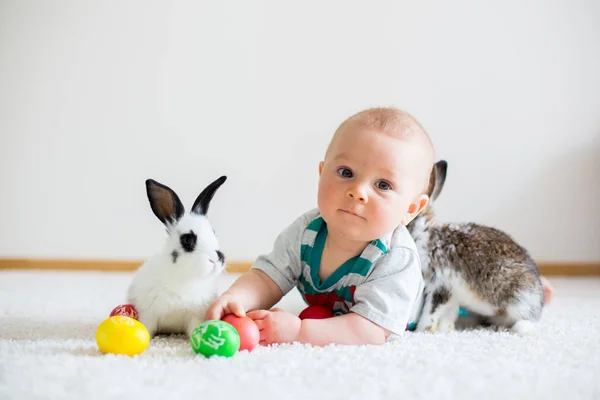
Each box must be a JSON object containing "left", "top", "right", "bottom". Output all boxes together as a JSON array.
[{"left": 0, "top": 270, "right": 599, "bottom": 400}]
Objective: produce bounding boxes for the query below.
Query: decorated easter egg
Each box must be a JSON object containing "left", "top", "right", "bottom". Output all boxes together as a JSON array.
[
  {"left": 190, "top": 320, "right": 240, "bottom": 358},
  {"left": 96, "top": 315, "right": 150, "bottom": 356},
  {"left": 109, "top": 304, "right": 139, "bottom": 320}
]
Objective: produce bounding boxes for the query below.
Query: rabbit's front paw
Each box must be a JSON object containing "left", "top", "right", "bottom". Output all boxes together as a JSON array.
[
  {"left": 418, "top": 317, "right": 454, "bottom": 333},
  {"left": 437, "top": 318, "right": 456, "bottom": 333},
  {"left": 416, "top": 315, "right": 438, "bottom": 333},
  {"left": 423, "top": 322, "right": 439, "bottom": 333},
  {"left": 416, "top": 299, "right": 437, "bottom": 332}
]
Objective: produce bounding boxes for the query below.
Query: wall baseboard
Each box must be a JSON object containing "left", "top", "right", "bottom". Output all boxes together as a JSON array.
[
  {"left": 0, "top": 258, "right": 252, "bottom": 274},
  {"left": 0, "top": 258, "right": 599, "bottom": 276},
  {"left": 533, "top": 262, "right": 600, "bottom": 276}
]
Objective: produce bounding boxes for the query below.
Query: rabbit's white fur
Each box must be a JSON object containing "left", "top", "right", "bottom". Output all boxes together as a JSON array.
[{"left": 126, "top": 176, "right": 227, "bottom": 338}]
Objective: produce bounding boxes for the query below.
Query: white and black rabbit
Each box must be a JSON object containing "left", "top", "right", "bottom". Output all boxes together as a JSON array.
[
  {"left": 127, "top": 175, "right": 228, "bottom": 338},
  {"left": 407, "top": 161, "right": 544, "bottom": 335}
]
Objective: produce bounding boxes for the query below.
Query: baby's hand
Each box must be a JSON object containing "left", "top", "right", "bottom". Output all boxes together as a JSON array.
[
  {"left": 247, "top": 308, "right": 301, "bottom": 345},
  {"left": 205, "top": 293, "right": 246, "bottom": 321}
]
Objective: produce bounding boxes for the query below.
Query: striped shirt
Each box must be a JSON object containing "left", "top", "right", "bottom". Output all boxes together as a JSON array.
[{"left": 252, "top": 208, "right": 424, "bottom": 335}]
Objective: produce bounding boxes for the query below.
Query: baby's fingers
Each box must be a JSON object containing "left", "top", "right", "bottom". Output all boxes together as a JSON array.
[
  {"left": 205, "top": 303, "right": 224, "bottom": 321},
  {"left": 228, "top": 301, "right": 246, "bottom": 317},
  {"left": 254, "top": 319, "right": 265, "bottom": 331},
  {"left": 247, "top": 310, "right": 270, "bottom": 321}
]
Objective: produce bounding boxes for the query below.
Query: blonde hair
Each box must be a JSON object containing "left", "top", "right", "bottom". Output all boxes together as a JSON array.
[
  {"left": 325, "top": 107, "right": 436, "bottom": 193},
  {"left": 335, "top": 106, "right": 432, "bottom": 145}
]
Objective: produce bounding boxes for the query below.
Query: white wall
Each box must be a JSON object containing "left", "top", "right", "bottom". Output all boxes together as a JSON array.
[{"left": 1, "top": 0, "right": 599, "bottom": 263}]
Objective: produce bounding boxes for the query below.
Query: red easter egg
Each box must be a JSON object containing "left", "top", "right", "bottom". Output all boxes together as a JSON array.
[
  {"left": 110, "top": 304, "right": 139, "bottom": 320},
  {"left": 222, "top": 314, "right": 260, "bottom": 352},
  {"left": 298, "top": 305, "right": 333, "bottom": 320}
]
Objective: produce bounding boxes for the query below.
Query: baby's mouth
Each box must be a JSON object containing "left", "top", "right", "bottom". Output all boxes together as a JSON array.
[{"left": 340, "top": 209, "right": 365, "bottom": 219}]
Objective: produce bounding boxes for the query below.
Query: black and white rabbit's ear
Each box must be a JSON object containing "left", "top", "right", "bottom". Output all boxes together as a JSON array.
[
  {"left": 145, "top": 179, "right": 185, "bottom": 226},
  {"left": 426, "top": 160, "right": 448, "bottom": 201},
  {"left": 191, "top": 175, "right": 227, "bottom": 216}
]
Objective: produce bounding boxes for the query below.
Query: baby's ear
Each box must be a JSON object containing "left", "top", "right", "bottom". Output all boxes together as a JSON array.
[
  {"left": 401, "top": 194, "right": 429, "bottom": 226},
  {"left": 318, "top": 161, "right": 324, "bottom": 176}
]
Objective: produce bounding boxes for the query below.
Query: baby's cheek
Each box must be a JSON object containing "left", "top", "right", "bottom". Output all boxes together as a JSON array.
[
  {"left": 316, "top": 187, "right": 330, "bottom": 214},
  {"left": 372, "top": 201, "right": 404, "bottom": 229},
  {"left": 368, "top": 204, "right": 388, "bottom": 228},
  {"left": 318, "top": 180, "right": 337, "bottom": 209}
]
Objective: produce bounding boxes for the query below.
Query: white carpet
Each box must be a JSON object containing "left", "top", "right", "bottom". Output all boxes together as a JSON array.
[{"left": 0, "top": 270, "right": 599, "bottom": 400}]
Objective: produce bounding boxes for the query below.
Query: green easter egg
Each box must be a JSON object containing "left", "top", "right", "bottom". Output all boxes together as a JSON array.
[{"left": 190, "top": 320, "right": 240, "bottom": 358}]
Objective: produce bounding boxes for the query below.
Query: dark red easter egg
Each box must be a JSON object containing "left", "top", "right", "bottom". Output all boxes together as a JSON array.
[
  {"left": 110, "top": 304, "right": 139, "bottom": 320},
  {"left": 298, "top": 305, "right": 334, "bottom": 320}
]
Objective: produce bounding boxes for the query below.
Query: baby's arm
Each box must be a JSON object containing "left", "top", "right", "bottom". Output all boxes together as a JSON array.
[
  {"left": 249, "top": 247, "right": 421, "bottom": 346},
  {"left": 205, "top": 212, "right": 312, "bottom": 321},
  {"left": 300, "top": 313, "right": 390, "bottom": 345},
  {"left": 247, "top": 309, "right": 390, "bottom": 346},
  {"left": 205, "top": 269, "right": 282, "bottom": 320}
]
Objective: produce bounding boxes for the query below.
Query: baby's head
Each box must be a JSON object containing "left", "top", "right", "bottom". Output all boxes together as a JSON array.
[{"left": 317, "top": 107, "right": 435, "bottom": 242}]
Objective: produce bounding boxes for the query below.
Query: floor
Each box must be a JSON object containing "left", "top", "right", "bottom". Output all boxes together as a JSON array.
[{"left": 0, "top": 270, "right": 599, "bottom": 400}]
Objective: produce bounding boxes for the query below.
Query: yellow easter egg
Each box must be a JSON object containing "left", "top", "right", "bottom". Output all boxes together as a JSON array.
[{"left": 95, "top": 315, "right": 150, "bottom": 356}]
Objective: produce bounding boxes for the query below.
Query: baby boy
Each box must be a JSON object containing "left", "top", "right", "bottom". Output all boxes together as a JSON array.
[{"left": 206, "top": 107, "right": 435, "bottom": 346}]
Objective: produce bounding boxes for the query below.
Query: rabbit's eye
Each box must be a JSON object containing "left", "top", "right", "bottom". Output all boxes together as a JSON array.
[{"left": 180, "top": 232, "right": 197, "bottom": 252}]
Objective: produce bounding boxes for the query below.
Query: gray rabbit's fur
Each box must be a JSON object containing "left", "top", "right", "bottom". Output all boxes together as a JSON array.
[{"left": 407, "top": 161, "right": 544, "bottom": 335}]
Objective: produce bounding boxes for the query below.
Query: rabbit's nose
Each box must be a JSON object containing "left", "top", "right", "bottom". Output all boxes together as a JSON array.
[
  {"left": 180, "top": 232, "right": 197, "bottom": 252},
  {"left": 209, "top": 250, "right": 225, "bottom": 265}
]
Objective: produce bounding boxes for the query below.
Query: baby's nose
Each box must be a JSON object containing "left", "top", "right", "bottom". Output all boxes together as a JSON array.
[{"left": 345, "top": 188, "right": 367, "bottom": 203}]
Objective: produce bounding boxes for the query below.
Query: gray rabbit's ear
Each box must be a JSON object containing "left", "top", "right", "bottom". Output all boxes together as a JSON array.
[
  {"left": 426, "top": 160, "right": 448, "bottom": 201},
  {"left": 192, "top": 175, "right": 227, "bottom": 215},
  {"left": 146, "top": 179, "right": 185, "bottom": 226}
]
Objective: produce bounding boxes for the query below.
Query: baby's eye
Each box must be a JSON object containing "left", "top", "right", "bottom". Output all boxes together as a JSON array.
[
  {"left": 375, "top": 180, "right": 392, "bottom": 191},
  {"left": 337, "top": 168, "right": 354, "bottom": 178}
]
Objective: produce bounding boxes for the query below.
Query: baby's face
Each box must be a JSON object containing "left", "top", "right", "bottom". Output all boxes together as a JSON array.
[{"left": 317, "top": 124, "right": 429, "bottom": 243}]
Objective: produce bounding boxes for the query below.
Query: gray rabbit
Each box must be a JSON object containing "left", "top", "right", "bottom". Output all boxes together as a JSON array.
[{"left": 407, "top": 161, "right": 544, "bottom": 335}]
